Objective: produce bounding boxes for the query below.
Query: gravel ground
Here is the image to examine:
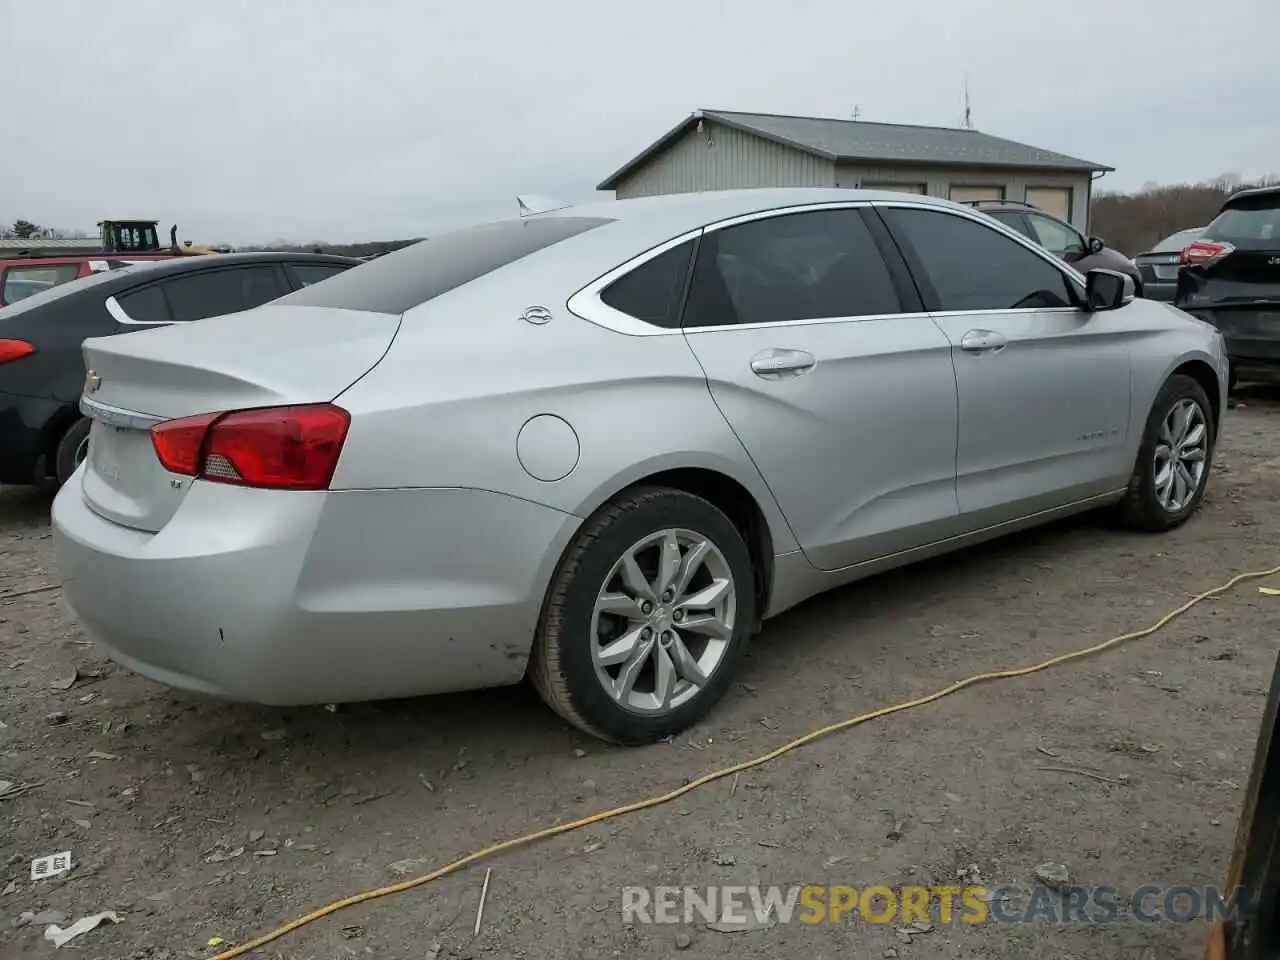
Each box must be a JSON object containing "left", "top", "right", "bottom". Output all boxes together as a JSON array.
[{"left": 2, "top": 388, "right": 1279, "bottom": 960}]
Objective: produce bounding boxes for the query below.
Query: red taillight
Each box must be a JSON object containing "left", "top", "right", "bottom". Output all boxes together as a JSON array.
[
  {"left": 0, "top": 339, "right": 35, "bottom": 364},
  {"left": 150, "top": 404, "right": 350, "bottom": 491},
  {"left": 1180, "top": 240, "right": 1235, "bottom": 267}
]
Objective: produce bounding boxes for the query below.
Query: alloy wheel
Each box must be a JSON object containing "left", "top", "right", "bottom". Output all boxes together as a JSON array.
[
  {"left": 1153, "top": 397, "right": 1207, "bottom": 512},
  {"left": 590, "top": 528, "right": 737, "bottom": 715}
]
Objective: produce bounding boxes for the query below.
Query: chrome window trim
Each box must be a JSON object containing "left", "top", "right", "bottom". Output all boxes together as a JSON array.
[
  {"left": 569, "top": 198, "right": 1088, "bottom": 337},
  {"left": 104, "top": 293, "right": 173, "bottom": 326},
  {"left": 567, "top": 228, "right": 703, "bottom": 337},
  {"left": 80, "top": 395, "right": 163, "bottom": 428}
]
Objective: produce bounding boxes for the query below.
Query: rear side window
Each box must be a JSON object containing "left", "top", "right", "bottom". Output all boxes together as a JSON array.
[
  {"left": 161, "top": 266, "right": 288, "bottom": 322},
  {"left": 286, "top": 262, "right": 350, "bottom": 288},
  {"left": 276, "top": 216, "right": 612, "bottom": 314},
  {"left": 115, "top": 285, "right": 172, "bottom": 324},
  {"left": 1203, "top": 195, "right": 1280, "bottom": 249},
  {"left": 2, "top": 264, "right": 81, "bottom": 306},
  {"left": 600, "top": 240, "right": 695, "bottom": 328},
  {"left": 683, "top": 209, "right": 902, "bottom": 327}
]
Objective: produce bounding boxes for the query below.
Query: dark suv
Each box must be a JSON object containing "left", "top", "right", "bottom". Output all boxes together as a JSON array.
[
  {"left": 1175, "top": 185, "right": 1280, "bottom": 389},
  {"left": 968, "top": 200, "right": 1143, "bottom": 295}
]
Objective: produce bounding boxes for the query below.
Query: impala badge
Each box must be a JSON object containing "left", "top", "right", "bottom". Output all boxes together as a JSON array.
[{"left": 84, "top": 370, "right": 102, "bottom": 394}]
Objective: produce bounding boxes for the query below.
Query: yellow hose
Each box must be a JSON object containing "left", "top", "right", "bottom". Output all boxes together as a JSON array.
[{"left": 212, "top": 562, "right": 1280, "bottom": 959}]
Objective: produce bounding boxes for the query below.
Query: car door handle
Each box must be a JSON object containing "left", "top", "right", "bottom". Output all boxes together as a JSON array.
[
  {"left": 959, "top": 329, "right": 1008, "bottom": 354},
  {"left": 750, "top": 349, "right": 816, "bottom": 379}
]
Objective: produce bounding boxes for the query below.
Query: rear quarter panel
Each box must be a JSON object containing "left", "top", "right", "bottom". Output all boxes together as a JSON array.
[{"left": 329, "top": 238, "right": 800, "bottom": 555}]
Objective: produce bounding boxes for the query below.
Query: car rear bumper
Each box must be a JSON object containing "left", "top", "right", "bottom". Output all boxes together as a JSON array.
[
  {"left": 1185, "top": 308, "right": 1280, "bottom": 366},
  {"left": 1142, "top": 280, "right": 1178, "bottom": 303},
  {"left": 52, "top": 476, "right": 580, "bottom": 704},
  {"left": 0, "top": 390, "right": 64, "bottom": 484}
]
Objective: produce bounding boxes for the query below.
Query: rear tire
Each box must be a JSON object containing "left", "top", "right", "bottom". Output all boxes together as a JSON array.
[
  {"left": 54, "top": 418, "right": 91, "bottom": 486},
  {"left": 529, "top": 486, "right": 756, "bottom": 744},
  {"left": 1115, "top": 375, "right": 1214, "bottom": 532}
]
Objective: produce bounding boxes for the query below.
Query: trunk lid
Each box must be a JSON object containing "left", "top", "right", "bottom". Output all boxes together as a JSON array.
[{"left": 78, "top": 305, "right": 400, "bottom": 532}]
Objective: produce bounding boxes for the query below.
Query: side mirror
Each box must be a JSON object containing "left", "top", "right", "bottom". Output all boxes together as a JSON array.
[
  {"left": 1087, "top": 236, "right": 1106, "bottom": 255},
  {"left": 1085, "top": 268, "right": 1134, "bottom": 311}
]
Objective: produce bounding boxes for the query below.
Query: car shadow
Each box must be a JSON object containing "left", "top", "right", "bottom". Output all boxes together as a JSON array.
[{"left": 0, "top": 482, "right": 56, "bottom": 532}]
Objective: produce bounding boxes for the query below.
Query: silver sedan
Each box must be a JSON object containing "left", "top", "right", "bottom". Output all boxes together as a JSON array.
[{"left": 52, "top": 188, "right": 1228, "bottom": 744}]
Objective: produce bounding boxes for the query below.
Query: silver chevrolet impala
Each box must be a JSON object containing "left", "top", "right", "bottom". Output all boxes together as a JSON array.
[{"left": 52, "top": 188, "right": 1228, "bottom": 744}]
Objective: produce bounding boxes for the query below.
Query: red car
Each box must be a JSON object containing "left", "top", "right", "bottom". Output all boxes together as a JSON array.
[{"left": 0, "top": 254, "right": 176, "bottom": 308}]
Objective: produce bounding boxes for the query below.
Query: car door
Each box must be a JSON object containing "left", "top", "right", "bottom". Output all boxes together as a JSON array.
[
  {"left": 877, "top": 204, "right": 1133, "bottom": 528},
  {"left": 680, "top": 206, "right": 961, "bottom": 572}
]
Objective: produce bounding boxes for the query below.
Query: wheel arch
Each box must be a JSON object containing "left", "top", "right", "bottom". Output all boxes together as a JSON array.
[
  {"left": 1169, "top": 357, "right": 1222, "bottom": 435},
  {"left": 557, "top": 456, "right": 797, "bottom": 632},
  {"left": 40, "top": 402, "right": 84, "bottom": 480}
]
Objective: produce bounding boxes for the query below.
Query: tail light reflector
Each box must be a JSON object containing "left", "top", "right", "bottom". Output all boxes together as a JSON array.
[
  {"left": 0, "top": 339, "right": 35, "bottom": 364},
  {"left": 150, "top": 403, "right": 350, "bottom": 491},
  {"left": 1180, "top": 240, "right": 1235, "bottom": 267}
]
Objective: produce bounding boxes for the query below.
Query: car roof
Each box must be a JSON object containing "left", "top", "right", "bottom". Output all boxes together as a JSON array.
[
  {"left": 536, "top": 188, "right": 972, "bottom": 236},
  {"left": 100, "top": 251, "right": 362, "bottom": 279},
  {"left": 0, "top": 254, "right": 166, "bottom": 267},
  {"left": 1225, "top": 184, "right": 1280, "bottom": 207}
]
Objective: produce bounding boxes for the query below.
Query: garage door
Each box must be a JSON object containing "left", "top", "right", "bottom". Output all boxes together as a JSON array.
[
  {"left": 862, "top": 182, "right": 926, "bottom": 195},
  {"left": 948, "top": 185, "right": 1004, "bottom": 203},
  {"left": 1025, "top": 187, "right": 1072, "bottom": 221}
]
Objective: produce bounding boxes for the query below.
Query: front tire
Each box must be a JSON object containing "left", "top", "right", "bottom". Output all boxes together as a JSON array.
[
  {"left": 529, "top": 487, "right": 756, "bottom": 744},
  {"left": 1116, "top": 374, "right": 1214, "bottom": 532}
]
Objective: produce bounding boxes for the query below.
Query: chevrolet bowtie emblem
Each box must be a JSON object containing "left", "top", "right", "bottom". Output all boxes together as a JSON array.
[{"left": 84, "top": 370, "right": 102, "bottom": 394}]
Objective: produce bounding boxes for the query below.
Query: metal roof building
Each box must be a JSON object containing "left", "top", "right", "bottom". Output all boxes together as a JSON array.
[{"left": 598, "top": 109, "right": 1113, "bottom": 229}]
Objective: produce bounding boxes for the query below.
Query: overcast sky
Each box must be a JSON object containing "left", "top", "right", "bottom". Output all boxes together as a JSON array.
[{"left": 2, "top": 0, "right": 1276, "bottom": 244}]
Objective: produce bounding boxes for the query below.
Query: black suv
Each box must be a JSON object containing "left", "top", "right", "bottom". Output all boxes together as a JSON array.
[
  {"left": 968, "top": 200, "right": 1144, "bottom": 295},
  {"left": 0, "top": 251, "right": 360, "bottom": 486},
  {"left": 1175, "top": 185, "right": 1280, "bottom": 389}
]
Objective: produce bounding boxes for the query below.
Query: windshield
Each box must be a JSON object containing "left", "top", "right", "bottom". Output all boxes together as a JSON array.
[
  {"left": 0, "top": 261, "right": 166, "bottom": 318},
  {"left": 1203, "top": 194, "right": 1280, "bottom": 250}
]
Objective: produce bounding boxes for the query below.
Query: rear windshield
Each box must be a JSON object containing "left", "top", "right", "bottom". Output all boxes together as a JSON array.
[
  {"left": 1203, "top": 194, "right": 1280, "bottom": 249},
  {"left": 275, "top": 216, "right": 613, "bottom": 314},
  {"left": 1150, "top": 227, "right": 1204, "bottom": 253}
]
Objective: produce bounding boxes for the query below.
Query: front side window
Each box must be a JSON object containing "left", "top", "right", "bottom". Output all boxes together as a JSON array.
[
  {"left": 161, "top": 266, "right": 287, "bottom": 322},
  {"left": 1, "top": 264, "right": 81, "bottom": 306},
  {"left": 599, "top": 240, "right": 695, "bottom": 328},
  {"left": 1026, "top": 213, "right": 1085, "bottom": 255},
  {"left": 683, "top": 209, "right": 902, "bottom": 327},
  {"left": 885, "top": 208, "right": 1076, "bottom": 312}
]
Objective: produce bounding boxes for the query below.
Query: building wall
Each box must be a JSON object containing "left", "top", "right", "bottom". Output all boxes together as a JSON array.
[
  {"left": 612, "top": 121, "right": 835, "bottom": 199},
  {"left": 835, "top": 163, "right": 1094, "bottom": 230}
]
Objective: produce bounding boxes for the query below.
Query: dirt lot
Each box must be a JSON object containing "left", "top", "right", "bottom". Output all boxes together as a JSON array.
[{"left": 2, "top": 390, "right": 1279, "bottom": 960}]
